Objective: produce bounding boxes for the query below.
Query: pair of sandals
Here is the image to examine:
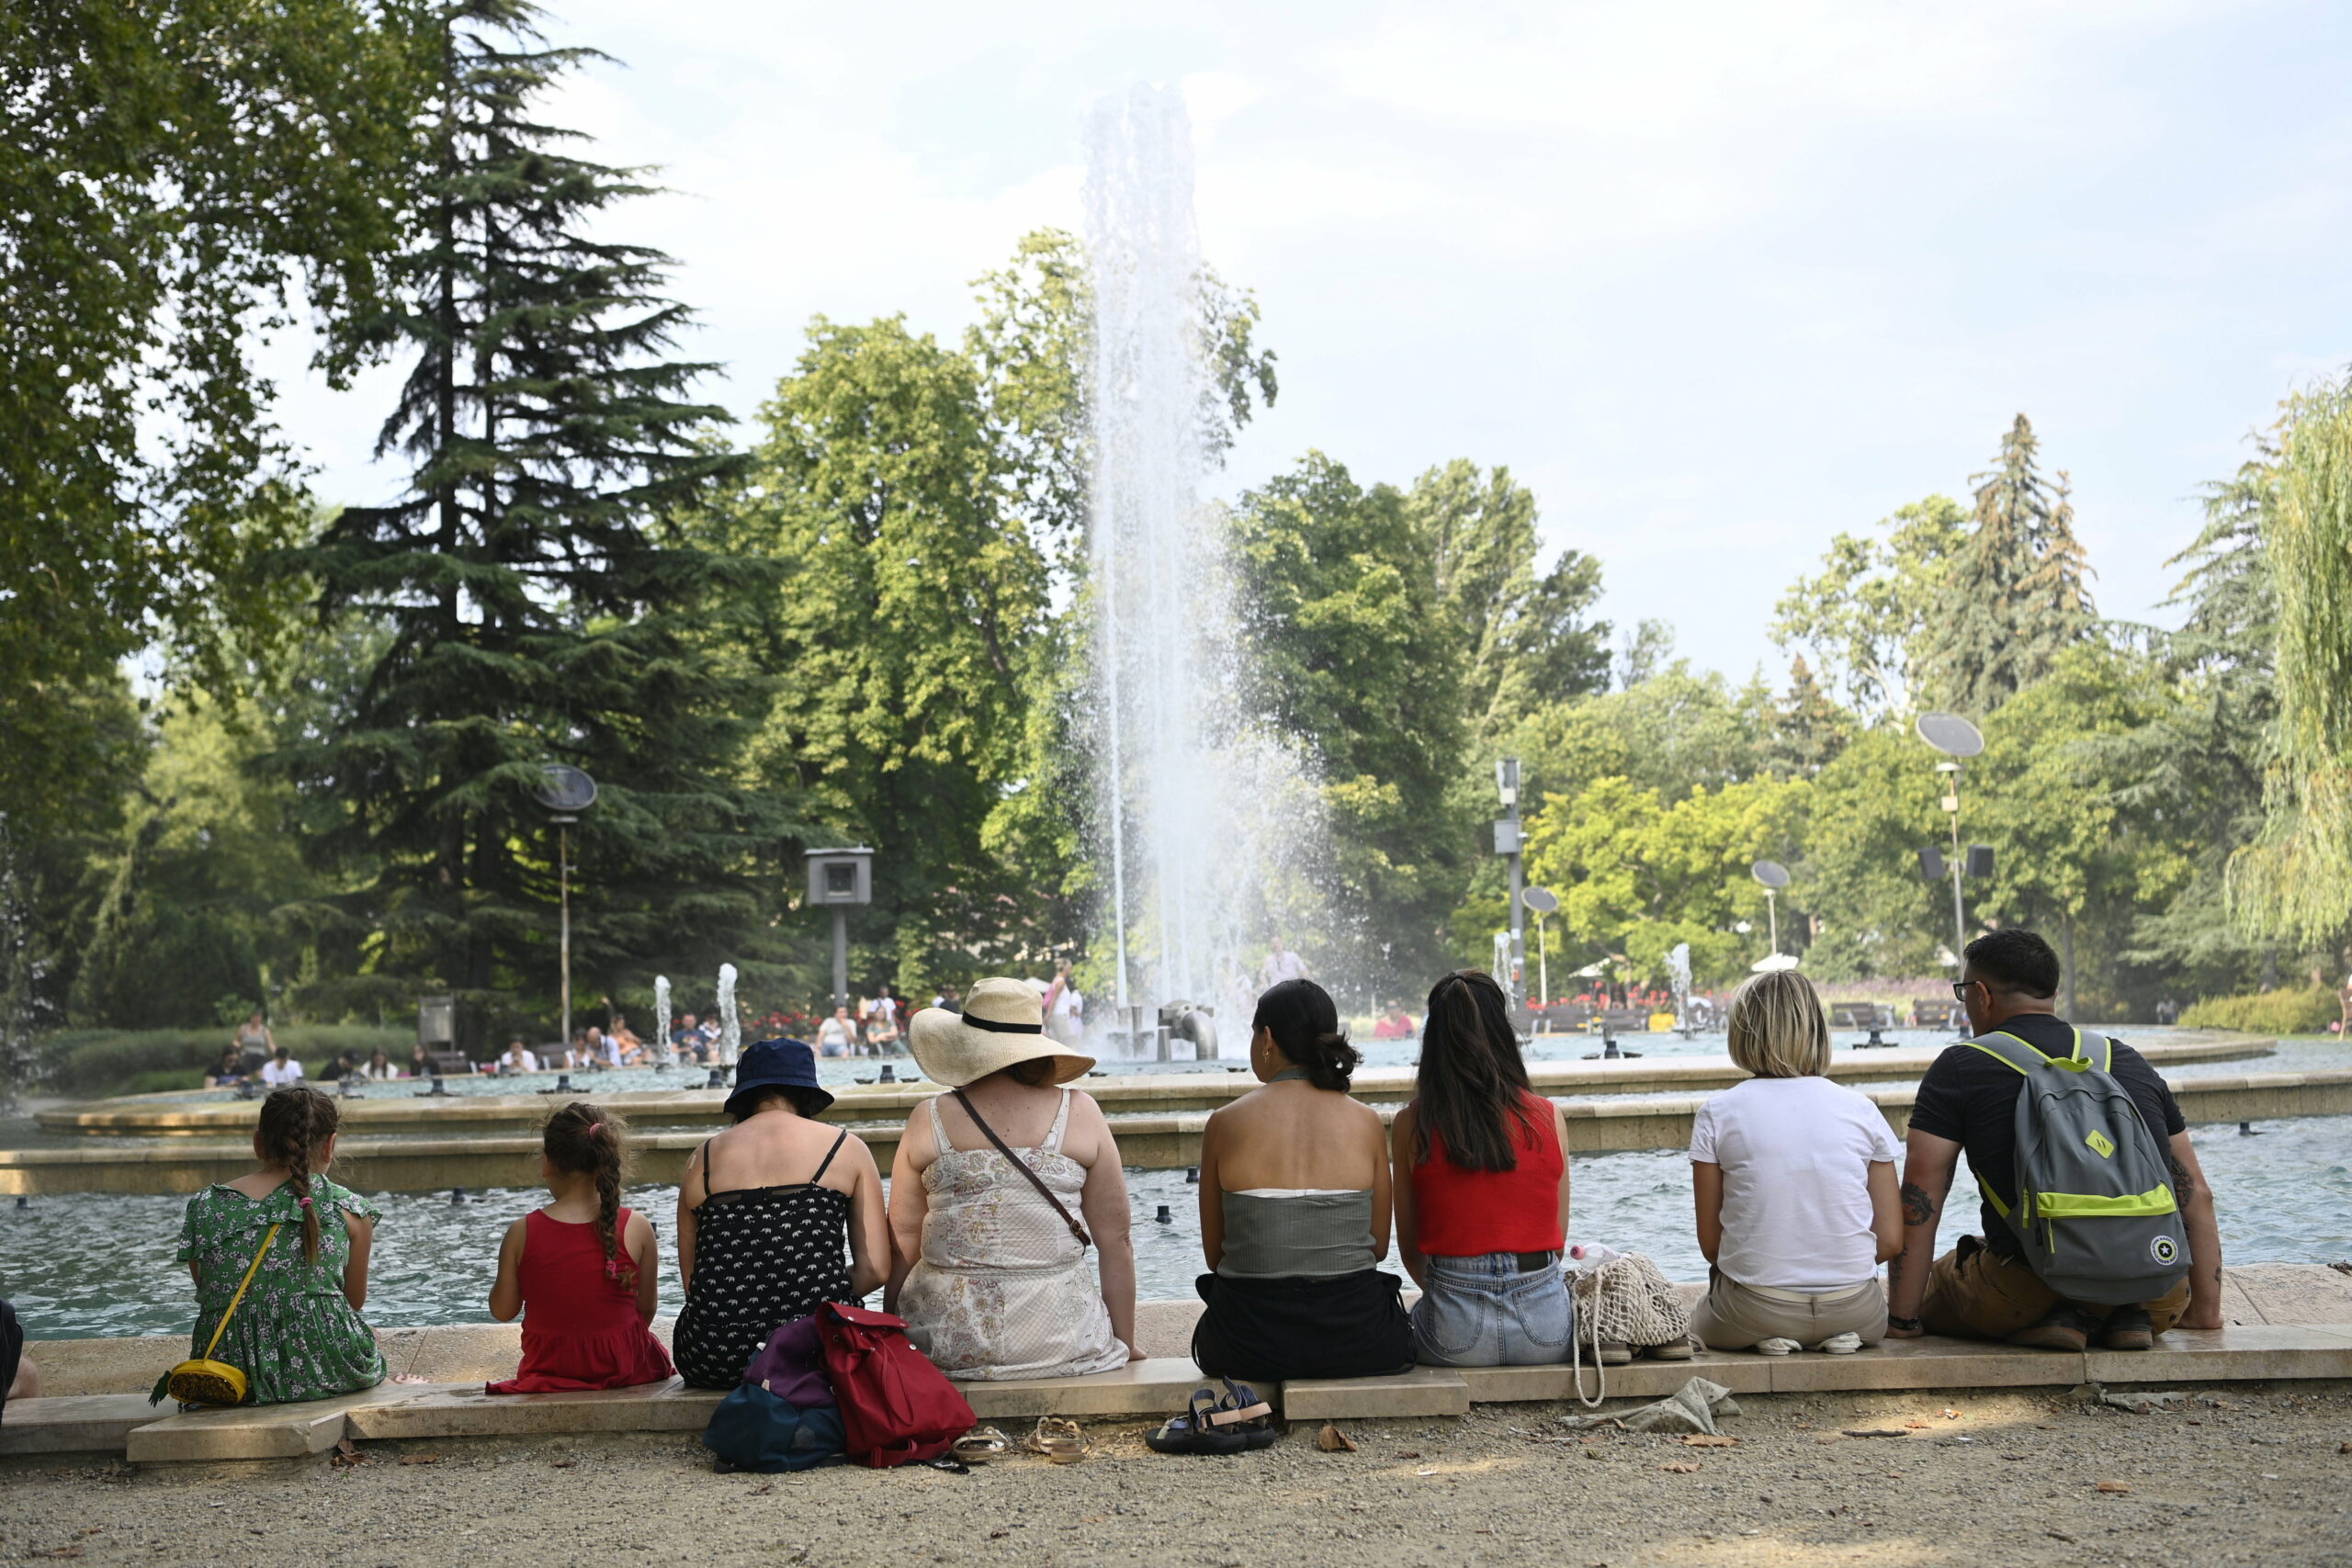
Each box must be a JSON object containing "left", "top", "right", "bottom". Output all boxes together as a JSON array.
[
  {"left": 1592, "top": 1335, "right": 1694, "bottom": 1366},
  {"left": 1147, "top": 1378, "right": 1278, "bottom": 1456},
  {"left": 951, "top": 1417, "right": 1090, "bottom": 1465}
]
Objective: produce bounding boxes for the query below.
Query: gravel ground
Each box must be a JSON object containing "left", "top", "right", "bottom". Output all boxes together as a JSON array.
[{"left": 3, "top": 1382, "right": 2348, "bottom": 1567}]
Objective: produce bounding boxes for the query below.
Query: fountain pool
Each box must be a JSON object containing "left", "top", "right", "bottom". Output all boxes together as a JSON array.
[{"left": 6, "top": 1111, "right": 2346, "bottom": 1340}]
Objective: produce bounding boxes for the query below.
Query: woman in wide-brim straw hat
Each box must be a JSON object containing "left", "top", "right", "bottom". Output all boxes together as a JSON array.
[{"left": 886, "top": 976, "right": 1140, "bottom": 1379}]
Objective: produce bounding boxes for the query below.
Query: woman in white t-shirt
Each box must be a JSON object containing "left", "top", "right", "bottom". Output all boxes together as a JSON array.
[{"left": 1688, "top": 971, "right": 1902, "bottom": 1355}]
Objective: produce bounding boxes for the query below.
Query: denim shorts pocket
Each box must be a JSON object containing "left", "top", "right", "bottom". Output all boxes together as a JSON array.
[
  {"left": 1413, "top": 1280, "right": 1487, "bottom": 1360},
  {"left": 1508, "top": 1270, "right": 1573, "bottom": 1355}
]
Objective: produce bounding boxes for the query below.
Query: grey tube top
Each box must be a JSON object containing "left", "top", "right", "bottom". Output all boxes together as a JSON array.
[{"left": 1216, "top": 1190, "right": 1377, "bottom": 1280}]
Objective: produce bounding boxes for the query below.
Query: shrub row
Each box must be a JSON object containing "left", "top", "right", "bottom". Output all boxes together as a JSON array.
[
  {"left": 2177, "top": 985, "right": 2341, "bottom": 1036},
  {"left": 40, "top": 1025, "right": 414, "bottom": 1095}
]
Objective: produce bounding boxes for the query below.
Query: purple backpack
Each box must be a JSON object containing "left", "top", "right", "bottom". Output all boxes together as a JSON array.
[{"left": 742, "top": 1314, "right": 832, "bottom": 1406}]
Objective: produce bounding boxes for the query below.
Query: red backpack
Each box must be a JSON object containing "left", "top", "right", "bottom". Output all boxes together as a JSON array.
[{"left": 814, "top": 1303, "right": 976, "bottom": 1468}]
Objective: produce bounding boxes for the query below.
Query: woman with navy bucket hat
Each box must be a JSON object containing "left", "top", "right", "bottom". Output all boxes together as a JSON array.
[{"left": 672, "top": 1038, "right": 890, "bottom": 1387}]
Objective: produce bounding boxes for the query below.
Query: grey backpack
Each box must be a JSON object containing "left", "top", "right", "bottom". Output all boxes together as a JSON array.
[{"left": 1965, "top": 1029, "right": 2188, "bottom": 1306}]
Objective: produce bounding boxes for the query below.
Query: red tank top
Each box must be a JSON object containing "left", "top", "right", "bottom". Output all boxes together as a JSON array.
[
  {"left": 1410, "top": 1090, "right": 1566, "bottom": 1257},
  {"left": 486, "top": 1206, "right": 675, "bottom": 1395}
]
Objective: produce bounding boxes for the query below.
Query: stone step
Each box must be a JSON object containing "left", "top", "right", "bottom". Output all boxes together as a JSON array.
[
  {"left": 8, "top": 1324, "right": 2347, "bottom": 1461},
  {"left": 0, "top": 1393, "right": 163, "bottom": 1456}
]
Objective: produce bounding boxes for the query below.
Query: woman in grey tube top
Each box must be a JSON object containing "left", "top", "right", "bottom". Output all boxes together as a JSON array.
[{"left": 1192, "top": 978, "right": 1413, "bottom": 1382}]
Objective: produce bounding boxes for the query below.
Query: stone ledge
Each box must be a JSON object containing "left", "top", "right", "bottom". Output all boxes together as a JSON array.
[
  {"left": 0, "top": 1393, "right": 162, "bottom": 1456},
  {"left": 10, "top": 1320, "right": 2351, "bottom": 1460},
  {"left": 1281, "top": 1366, "right": 1470, "bottom": 1420}
]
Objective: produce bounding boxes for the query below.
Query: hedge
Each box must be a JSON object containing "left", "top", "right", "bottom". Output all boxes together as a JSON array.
[
  {"left": 2177, "top": 986, "right": 2341, "bottom": 1036},
  {"left": 40, "top": 1025, "right": 414, "bottom": 1096}
]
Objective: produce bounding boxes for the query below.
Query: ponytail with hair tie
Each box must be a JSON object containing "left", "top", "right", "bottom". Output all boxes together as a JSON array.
[{"left": 1251, "top": 978, "right": 1362, "bottom": 1093}]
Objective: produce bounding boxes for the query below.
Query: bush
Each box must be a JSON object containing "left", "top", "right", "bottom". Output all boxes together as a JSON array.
[
  {"left": 40, "top": 1025, "right": 414, "bottom": 1095},
  {"left": 2177, "top": 986, "right": 2340, "bottom": 1036}
]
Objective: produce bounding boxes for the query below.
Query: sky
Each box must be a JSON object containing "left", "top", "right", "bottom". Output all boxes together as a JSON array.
[{"left": 266, "top": 0, "right": 2352, "bottom": 680}]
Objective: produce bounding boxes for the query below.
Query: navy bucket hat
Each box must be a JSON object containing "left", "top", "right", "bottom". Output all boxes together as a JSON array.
[{"left": 722, "top": 1038, "right": 834, "bottom": 1120}]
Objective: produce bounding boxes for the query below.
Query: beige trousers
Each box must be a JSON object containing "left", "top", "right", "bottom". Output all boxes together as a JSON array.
[{"left": 1690, "top": 1269, "right": 1887, "bottom": 1349}]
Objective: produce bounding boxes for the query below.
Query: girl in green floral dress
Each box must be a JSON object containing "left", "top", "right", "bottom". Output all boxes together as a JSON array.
[{"left": 175, "top": 1086, "right": 386, "bottom": 1404}]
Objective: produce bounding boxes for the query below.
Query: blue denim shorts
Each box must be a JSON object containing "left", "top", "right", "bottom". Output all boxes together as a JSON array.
[{"left": 1409, "top": 1252, "right": 1575, "bottom": 1367}]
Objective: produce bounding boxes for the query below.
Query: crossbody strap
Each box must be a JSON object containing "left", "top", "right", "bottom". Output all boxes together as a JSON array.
[
  {"left": 949, "top": 1089, "right": 1091, "bottom": 1249},
  {"left": 203, "top": 1223, "right": 281, "bottom": 1360}
]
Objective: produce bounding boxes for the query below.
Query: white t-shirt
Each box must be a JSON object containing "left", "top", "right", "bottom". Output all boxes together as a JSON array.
[
  {"left": 503, "top": 1050, "right": 538, "bottom": 1074},
  {"left": 1262, "top": 948, "right": 1306, "bottom": 985},
  {"left": 1688, "top": 1075, "right": 1899, "bottom": 1292},
  {"left": 817, "top": 1017, "right": 852, "bottom": 1047},
  {"left": 261, "top": 1058, "right": 304, "bottom": 1086}
]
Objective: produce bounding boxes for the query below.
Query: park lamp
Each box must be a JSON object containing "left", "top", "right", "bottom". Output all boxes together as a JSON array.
[{"left": 806, "top": 847, "right": 875, "bottom": 1014}]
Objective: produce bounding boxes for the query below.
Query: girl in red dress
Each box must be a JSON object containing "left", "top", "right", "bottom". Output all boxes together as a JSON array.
[{"left": 487, "top": 1101, "right": 676, "bottom": 1393}]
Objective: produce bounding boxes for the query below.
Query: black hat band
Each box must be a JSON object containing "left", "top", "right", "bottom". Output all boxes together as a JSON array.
[{"left": 963, "top": 1013, "right": 1044, "bottom": 1035}]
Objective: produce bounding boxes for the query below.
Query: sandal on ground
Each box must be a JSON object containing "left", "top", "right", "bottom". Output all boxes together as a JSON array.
[
  {"left": 1596, "top": 1340, "right": 1634, "bottom": 1366},
  {"left": 1025, "top": 1416, "right": 1089, "bottom": 1464},
  {"left": 1754, "top": 1337, "right": 1801, "bottom": 1356},
  {"left": 1146, "top": 1389, "right": 1248, "bottom": 1456},
  {"left": 952, "top": 1426, "right": 1011, "bottom": 1462},
  {"left": 1811, "top": 1332, "right": 1863, "bottom": 1355},
  {"left": 1213, "top": 1378, "right": 1279, "bottom": 1450},
  {"left": 1642, "top": 1337, "right": 1694, "bottom": 1360}
]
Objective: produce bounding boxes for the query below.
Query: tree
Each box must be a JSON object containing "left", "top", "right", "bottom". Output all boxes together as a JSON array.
[
  {"left": 1799, "top": 729, "right": 1952, "bottom": 980},
  {"left": 2229, "top": 375, "right": 2352, "bottom": 951},
  {"left": 1521, "top": 773, "right": 1807, "bottom": 987},
  {"left": 1772, "top": 496, "right": 1967, "bottom": 719},
  {"left": 1914, "top": 416, "right": 2097, "bottom": 716},
  {"left": 0, "top": 0, "right": 424, "bottom": 829},
  {"left": 1411, "top": 460, "right": 1610, "bottom": 739},
  {"left": 1230, "top": 453, "right": 1469, "bottom": 976},
  {"left": 1768, "top": 656, "right": 1851, "bottom": 776},
  {"left": 282, "top": 0, "right": 768, "bottom": 1042},
  {"left": 712, "top": 317, "right": 1049, "bottom": 992}
]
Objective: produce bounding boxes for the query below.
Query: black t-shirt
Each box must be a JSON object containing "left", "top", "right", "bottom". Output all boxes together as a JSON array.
[{"left": 1908, "top": 1013, "right": 2188, "bottom": 1258}]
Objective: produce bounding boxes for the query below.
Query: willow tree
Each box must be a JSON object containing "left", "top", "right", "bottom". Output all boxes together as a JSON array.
[{"left": 2230, "top": 377, "right": 2352, "bottom": 951}]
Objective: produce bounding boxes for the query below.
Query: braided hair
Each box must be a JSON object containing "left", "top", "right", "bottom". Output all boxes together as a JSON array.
[
  {"left": 544, "top": 1101, "right": 632, "bottom": 1287},
  {"left": 256, "top": 1087, "right": 340, "bottom": 1262}
]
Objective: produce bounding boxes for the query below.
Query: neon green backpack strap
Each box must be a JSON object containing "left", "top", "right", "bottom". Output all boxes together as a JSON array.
[{"left": 1961, "top": 1031, "right": 2049, "bottom": 1076}]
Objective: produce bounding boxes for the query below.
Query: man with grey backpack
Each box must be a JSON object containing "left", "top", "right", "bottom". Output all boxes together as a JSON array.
[{"left": 1885, "top": 930, "right": 2224, "bottom": 1351}]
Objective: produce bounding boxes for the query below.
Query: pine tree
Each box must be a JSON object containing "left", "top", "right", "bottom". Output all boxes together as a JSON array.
[
  {"left": 281, "top": 0, "right": 768, "bottom": 1040},
  {"left": 1917, "top": 414, "right": 2098, "bottom": 715},
  {"left": 1769, "top": 655, "right": 1850, "bottom": 776}
]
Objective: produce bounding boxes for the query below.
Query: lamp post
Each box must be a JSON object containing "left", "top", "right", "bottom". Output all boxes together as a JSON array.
[
  {"left": 1494, "top": 758, "right": 1524, "bottom": 1010},
  {"left": 1915, "top": 714, "right": 1986, "bottom": 963},
  {"left": 532, "top": 764, "right": 600, "bottom": 1052},
  {"left": 1750, "top": 860, "right": 1791, "bottom": 958},
  {"left": 1521, "top": 885, "right": 1559, "bottom": 1012},
  {"left": 805, "top": 847, "right": 875, "bottom": 1013}
]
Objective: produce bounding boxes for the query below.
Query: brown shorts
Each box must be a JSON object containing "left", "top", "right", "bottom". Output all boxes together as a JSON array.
[{"left": 1920, "top": 1235, "right": 2188, "bottom": 1339}]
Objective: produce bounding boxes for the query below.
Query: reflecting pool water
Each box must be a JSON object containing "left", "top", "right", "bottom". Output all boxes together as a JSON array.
[{"left": 7, "top": 1111, "right": 2346, "bottom": 1340}]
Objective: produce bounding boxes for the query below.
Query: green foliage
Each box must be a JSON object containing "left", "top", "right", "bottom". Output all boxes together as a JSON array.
[
  {"left": 1773, "top": 496, "right": 1967, "bottom": 719},
  {"left": 41, "top": 1024, "right": 412, "bottom": 1096},
  {"left": 1798, "top": 729, "right": 1951, "bottom": 980},
  {"left": 2177, "top": 986, "right": 2339, "bottom": 1036},
  {"left": 1231, "top": 454, "right": 1471, "bottom": 976},
  {"left": 1522, "top": 774, "right": 1807, "bottom": 987},
  {"left": 2230, "top": 375, "right": 2352, "bottom": 949},
  {"left": 1414, "top": 460, "right": 1610, "bottom": 739},
  {"left": 1915, "top": 415, "right": 2097, "bottom": 716},
  {"left": 713, "top": 316, "right": 1048, "bottom": 994},
  {"left": 0, "top": 0, "right": 425, "bottom": 832},
  {"left": 280, "top": 0, "right": 774, "bottom": 1042}
]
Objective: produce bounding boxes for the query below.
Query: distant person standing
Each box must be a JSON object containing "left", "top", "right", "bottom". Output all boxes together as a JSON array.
[
  {"left": 1047, "top": 971, "right": 1085, "bottom": 1048},
  {"left": 1260, "top": 936, "right": 1308, "bottom": 989}
]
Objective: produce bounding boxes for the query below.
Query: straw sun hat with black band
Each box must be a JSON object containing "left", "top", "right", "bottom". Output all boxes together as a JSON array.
[{"left": 907, "top": 976, "right": 1094, "bottom": 1089}]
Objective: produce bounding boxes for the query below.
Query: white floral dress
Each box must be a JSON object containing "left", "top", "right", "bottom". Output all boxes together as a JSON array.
[{"left": 897, "top": 1090, "right": 1127, "bottom": 1381}]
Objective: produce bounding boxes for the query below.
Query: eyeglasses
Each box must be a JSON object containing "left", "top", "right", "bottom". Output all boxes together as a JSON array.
[{"left": 1950, "top": 979, "right": 1978, "bottom": 1001}]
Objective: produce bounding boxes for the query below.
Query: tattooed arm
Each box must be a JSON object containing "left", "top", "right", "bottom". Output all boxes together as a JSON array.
[
  {"left": 2168, "top": 1132, "right": 2225, "bottom": 1329},
  {"left": 1886, "top": 1129, "right": 1960, "bottom": 1336}
]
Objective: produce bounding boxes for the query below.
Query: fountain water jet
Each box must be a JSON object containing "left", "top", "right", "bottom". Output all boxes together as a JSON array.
[{"left": 1082, "top": 85, "right": 1331, "bottom": 1047}]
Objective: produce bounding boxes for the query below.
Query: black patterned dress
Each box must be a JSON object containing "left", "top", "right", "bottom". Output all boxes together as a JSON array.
[{"left": 672, "top": 1130, "right": 854, "bottom": 1388}]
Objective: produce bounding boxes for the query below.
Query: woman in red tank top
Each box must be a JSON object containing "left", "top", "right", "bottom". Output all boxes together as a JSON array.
[
  {"left": 487, "top": 1101, "right": 675, "bottom": 1393},
  {"left": 1390, "top": 971, "right": 1577, "bottom": 1366}
]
